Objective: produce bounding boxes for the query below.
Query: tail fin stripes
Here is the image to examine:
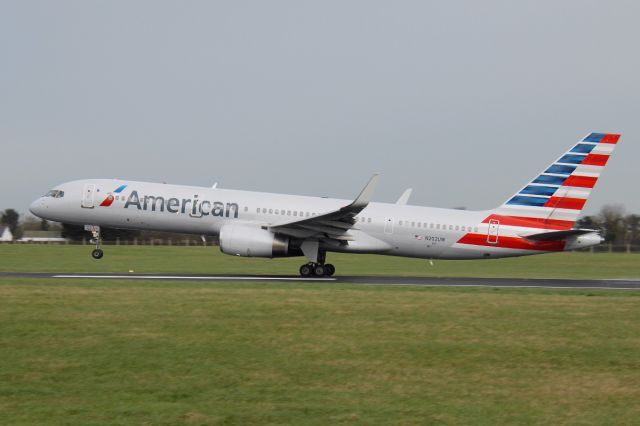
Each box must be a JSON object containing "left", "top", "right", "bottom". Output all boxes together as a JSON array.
[{"left": 493, "top": 132, "right": 620, "bottom": 230}]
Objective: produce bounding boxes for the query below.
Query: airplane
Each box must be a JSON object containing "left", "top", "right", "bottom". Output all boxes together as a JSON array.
[{"left": 29, "top": 132, "right": 620, "bottom": 277}]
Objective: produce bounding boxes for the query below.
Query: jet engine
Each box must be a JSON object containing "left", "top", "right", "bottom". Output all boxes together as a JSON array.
[
  {"left": 219, "top": 224, "right": 292, "bottom": 258},
  {"left": 564, "top": 231, "right": 604, "bottom": 250}
]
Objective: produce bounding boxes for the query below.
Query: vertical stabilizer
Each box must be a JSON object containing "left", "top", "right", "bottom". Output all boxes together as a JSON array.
[{"left": 491, "top": 133, "right": 621, "bottom": 230}]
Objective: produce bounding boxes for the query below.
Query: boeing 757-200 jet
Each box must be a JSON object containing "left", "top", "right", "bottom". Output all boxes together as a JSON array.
[{"left": 30, "top": 132, "right": 620, "bottom": 277}]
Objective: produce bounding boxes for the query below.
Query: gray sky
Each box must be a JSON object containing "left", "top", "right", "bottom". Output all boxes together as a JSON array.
[{"left": 2, "top": 1, "right": 638, "bottom": 217}]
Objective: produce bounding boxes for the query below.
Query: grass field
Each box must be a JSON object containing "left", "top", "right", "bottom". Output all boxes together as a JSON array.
[
  {"left": 1, "top": 245, "right": 640, "bottom": 425},
  {"left": 1, "top": 244, "right": 639, "bottom": 279}
]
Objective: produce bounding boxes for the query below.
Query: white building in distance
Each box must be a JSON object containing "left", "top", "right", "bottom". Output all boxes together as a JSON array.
[{"left": 0, "top": 226, "right": 13, "bottom": 242}]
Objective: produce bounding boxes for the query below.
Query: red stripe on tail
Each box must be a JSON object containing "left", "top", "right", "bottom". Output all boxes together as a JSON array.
[
  {"left": 544, "top": 197, "right": 587, "bottom": 210},
  {"left": 600, "top": 134, "right": 621, "bottom": 144},
  {"left": 563, "top": 175, "right": 598, "bottom": 188},
  {"left": 582, "top": 154, "right": 609, "bottom": 166}
]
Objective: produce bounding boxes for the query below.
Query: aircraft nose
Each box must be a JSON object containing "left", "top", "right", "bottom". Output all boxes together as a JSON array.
[{"left": 29, "top": 198, "right": 45, "bottom": 217}]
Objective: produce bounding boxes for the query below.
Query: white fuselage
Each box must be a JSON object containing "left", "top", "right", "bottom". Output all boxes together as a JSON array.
[{"left": 29, "top": 179, "right": 596, "bottom": 261}]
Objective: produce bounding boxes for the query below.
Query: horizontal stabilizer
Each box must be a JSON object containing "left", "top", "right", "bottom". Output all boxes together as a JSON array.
[{"left": 522, "top": 229, "right": 597, "bottom": 241}]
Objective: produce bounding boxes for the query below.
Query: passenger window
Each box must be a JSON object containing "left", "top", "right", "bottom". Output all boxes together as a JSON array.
[
  {"left": 256, "top": 208, "right": 260, "bottom": 213},
  {"left": 449, "top": 225, "right": 453, "bottom": 230},
  {"left": 368, "top": 218, "right": 372, "bottom": 223},
  {"left": 269, "top": 209, "right": 273, "bottom": 214},
  {"left": 262, "top": 208, "right": 267, "bottom": 214},
  {"left": 411, "top": 222, "right": 415, "bottom": 227},
  {"left": 474, "top": 227, "right": 479, "bottom": 232},
  {"left": 436, "top": 224, "right": 440, "bottom": 229},
  {"left": 287, "top": 210, "right": 291, "bottom": 216},
  {"left": 455, "top": 225, "right": 459, "bottom": 231},
  {"left": 399, "top": 220, "right": 403, "bottom": 226},
  {"left": 293, "top": 211, "right": 297, "bottom": 216},
  {"left": 244, "top": 206, "right": 248, "bottom": 212}
]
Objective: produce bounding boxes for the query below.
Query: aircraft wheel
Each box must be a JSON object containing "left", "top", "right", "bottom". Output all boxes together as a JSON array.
[
  {"left": 91, "top": 249, "right": 104, "bottom": 260},
  {"left": 324, "top": 264, "right": 335, "bottom": 276},
  {"left": 299, "top": 264, "right": 312, "bottom": 277},
  {"left": 313, "top": 264, "right": 325, "bottom": 277}
]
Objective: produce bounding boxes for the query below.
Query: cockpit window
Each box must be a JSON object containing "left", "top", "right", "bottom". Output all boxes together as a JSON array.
[{"left": 44, "top": 190, "right": 65, "bottom": 198}]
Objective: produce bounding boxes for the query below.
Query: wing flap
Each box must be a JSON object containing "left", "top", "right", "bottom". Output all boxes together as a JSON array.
[{"left": 297, "top": 223, "right": 350, "bottom": 235}]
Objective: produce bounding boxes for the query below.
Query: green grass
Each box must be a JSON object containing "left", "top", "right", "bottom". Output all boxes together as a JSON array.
[
  {"left": 1, "top": 279, "right": 640, "bottom": 425},
  {"left": 0, "top": 244, "right": 639, "bottom": 279},
  {"left": 1, "top": 246, "right": 640, "bottom": 424}
]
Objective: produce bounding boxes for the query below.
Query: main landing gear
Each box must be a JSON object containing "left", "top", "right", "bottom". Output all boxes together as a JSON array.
[
  {"left": 298, "top": 245, "right": 335, "bottom": 277},
  {"left": 87, "top": 225, "right": 104, "bottom": 260},
  {"left": 299, "top": 262, "right": 335, "bottom": 277}
]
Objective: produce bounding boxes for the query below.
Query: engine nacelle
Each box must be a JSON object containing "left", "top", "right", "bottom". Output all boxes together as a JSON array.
[
  {"left": 219, "top": 224, "right": 290, "bottom": 258},
  {"left": 565, "top": 231, "right": 604, "bottom": 250}
]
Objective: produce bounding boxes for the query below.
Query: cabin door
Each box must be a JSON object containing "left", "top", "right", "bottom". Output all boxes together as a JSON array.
[
  {"left": 384, "top": 217, "right": 394, "bottom": 234},
  {"left": 487, "top": 219, "right": 500, "bottom": 244},
  {"left": 81, "top": 184, "right": 96, "bottom": 208}
]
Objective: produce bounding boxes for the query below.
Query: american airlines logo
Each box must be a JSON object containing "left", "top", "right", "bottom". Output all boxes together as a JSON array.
[
  {"left": 99, "top": 184, "right": 128, "bottom": 207},
  {"left": 123, "top": 190, "right": 239, "bottom": 218}
]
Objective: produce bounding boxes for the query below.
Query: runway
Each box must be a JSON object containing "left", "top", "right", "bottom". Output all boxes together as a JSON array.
[{"left": 1, "top": 271, "right": 640, "bottom": 290}]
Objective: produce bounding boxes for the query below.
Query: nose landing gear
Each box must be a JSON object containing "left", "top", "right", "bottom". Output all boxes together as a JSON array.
[{"left": 86, "top": 225, "right": 104, "bottom": 260}]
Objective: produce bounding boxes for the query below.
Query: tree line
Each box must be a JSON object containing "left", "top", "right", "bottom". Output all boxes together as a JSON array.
[
  {"left": 576, "top": 205, "right": 640, "bottom": 246},
  {"left": 3, "top": 205, "right": 640, "bottom": 246}
]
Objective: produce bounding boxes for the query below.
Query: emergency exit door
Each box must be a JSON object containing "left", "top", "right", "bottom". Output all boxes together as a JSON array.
[
  {"left": 384, "top": 217, "right": 394, "bottom": 234},
  {"left": 82, "top": 184, "right": 96, "bottom": 208},
  {"left": 487, "top": 219, "right": 500, "bottom": 244}
]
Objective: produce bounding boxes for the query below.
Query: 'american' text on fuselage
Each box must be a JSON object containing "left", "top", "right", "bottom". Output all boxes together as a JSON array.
[{"left": 124, "top": 190, "right": 239, "bottom": 218}]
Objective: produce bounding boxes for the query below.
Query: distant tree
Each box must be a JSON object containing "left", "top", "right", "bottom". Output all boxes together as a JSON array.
[
  {"left": 625, "top": 214, "right": 640, "bottom": 245},
  {"left": 1, "top": 209, "right": 21, "bottom": 239},
  {"left": 60, "top": 223, "right": 86, "bottom": 240},
  {"left": 40, "top": 219, "right": 50, "bottom": 231},
  {"left": 598, "top": 204, "right": 626, "bottom": 244},
  {"left": 61, "top": 223, "right": 140, "bottom": 241},
  {"left": 20, "top": 216, "right": 42, "bottom": 231},
  {"left": 576, "top": 215, "right": 601, "bottom": 231}
]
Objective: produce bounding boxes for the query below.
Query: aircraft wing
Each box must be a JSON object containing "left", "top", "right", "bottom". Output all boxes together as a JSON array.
[{"left": 268, "top": 174, "right": 379, "bottom": 240}]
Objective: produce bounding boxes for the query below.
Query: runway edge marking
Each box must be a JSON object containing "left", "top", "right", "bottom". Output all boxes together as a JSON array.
[{"left": 52, "top": 274, "right": 336, "bottom": 282}]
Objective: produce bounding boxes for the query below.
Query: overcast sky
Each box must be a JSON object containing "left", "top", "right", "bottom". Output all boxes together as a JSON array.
[{"left": 1, "top": 1, "right": 638, "bottom": 218}]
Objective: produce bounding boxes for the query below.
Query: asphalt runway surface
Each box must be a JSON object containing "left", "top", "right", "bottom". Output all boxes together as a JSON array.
[{"left": 1, "top": 271, "right": 640, "bottom": 290}]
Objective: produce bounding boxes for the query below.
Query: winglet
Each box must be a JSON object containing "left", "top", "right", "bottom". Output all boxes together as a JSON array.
[
  {"left": 396, "top": 188, "right": 412, "bottom": 205},
  {"left": 350, "top": 174, "right": 379, "bottom": 209}
]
